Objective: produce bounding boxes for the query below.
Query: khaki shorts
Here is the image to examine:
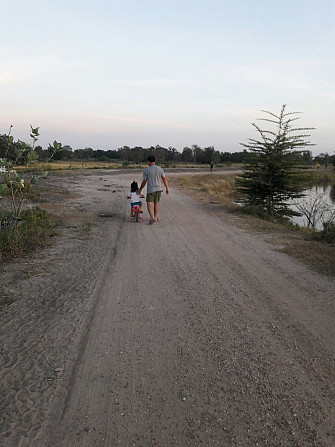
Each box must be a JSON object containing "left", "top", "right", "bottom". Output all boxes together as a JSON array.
[{"left": 146, "top": 190, "right": 162, "bottom": 203}]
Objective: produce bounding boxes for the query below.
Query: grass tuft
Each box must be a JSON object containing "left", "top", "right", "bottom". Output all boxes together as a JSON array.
[{"left": 0, "top": 208, "right": 56, "bottom": 262}]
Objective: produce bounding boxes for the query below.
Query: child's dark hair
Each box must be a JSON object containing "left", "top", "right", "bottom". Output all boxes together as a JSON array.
[{"left": 130, "top": 181, "right": 138, "bottom": 192}]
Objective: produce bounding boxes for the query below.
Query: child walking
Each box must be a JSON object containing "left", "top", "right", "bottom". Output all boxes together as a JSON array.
[{"left": 127, "top": 181, "right": 145, "bottom": 217}]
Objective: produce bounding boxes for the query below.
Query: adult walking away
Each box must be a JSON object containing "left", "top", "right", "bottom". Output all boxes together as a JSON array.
[{"left": 139, "top": 155, "right": 169, "bottom": 224}]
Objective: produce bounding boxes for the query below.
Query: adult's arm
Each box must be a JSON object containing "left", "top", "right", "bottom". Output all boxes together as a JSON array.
[
  {"left": 162, "top": 176, "right": 169, "bottom": 194},
  {"left": 139, "top": 179, "right": 147, "bottom": 192}
]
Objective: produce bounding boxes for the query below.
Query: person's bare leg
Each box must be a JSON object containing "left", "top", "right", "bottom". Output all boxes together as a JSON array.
[
  {"left": 154, "top": 202, "right": 159, "bottom": 221},
  {"left": 147, "top": 202, "right": 154, "bottom": 222}
]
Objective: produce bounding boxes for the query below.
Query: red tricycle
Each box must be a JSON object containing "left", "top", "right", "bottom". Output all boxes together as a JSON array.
[{"left": 130, "top": 204, "right": 143, "bottom": 222}]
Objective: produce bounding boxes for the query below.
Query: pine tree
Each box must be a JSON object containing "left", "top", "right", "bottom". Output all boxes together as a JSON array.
[{"left": 236, "top": 105, "right": 315, "bottom": 219}]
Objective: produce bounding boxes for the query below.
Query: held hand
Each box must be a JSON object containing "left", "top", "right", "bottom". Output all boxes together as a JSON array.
[{"left": 166, "top": 189, "right": 169, "bottom": 195}]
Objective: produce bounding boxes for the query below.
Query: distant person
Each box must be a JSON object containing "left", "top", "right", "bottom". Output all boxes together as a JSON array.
[
  {"left": 126, "top": 181, "right": 144, "bottom": 217},
  {"left": 210, "top": 161, "right": 214, "bottom": 172},
  {"left": 139, "top": 155, "right": 169, "bottom": 225}
]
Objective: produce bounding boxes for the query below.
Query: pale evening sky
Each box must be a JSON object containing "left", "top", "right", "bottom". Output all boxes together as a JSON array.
[{"left": 1, "top": 0, "right": 334, "bottom": 155}]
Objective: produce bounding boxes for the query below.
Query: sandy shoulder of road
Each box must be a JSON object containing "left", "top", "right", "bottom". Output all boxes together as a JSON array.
[{"left": 0, "top": 170, "right": 127, "bottom": 444}]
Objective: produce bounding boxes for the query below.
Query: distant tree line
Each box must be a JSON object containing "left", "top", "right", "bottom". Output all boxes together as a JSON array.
[
  {"left": 31, "top": 143, "right": 250, "bottom": 164},
  {"left": 0, "top": 133, "right": 332, "bottom": 166}
]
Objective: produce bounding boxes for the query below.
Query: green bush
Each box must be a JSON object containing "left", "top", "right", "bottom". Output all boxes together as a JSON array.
[{"left": 0, "top": 207, "right": 55, "bottom": 262}]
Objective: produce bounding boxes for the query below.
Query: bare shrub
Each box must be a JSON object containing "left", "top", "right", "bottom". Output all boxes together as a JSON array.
[{"left": 292, "top": 192, "right": 335, "bottom": 229}]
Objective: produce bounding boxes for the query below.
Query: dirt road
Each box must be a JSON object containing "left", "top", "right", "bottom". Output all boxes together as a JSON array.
[{"left": 1, "top": 170, "right": 335, "bottom": 446}]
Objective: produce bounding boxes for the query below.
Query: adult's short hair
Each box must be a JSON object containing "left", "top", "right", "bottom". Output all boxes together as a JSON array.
[{"left": 147, "top": 155, "right": 155, "bottom": 163}]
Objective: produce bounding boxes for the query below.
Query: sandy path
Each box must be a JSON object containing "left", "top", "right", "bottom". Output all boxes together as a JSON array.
[{"left": 1, "top": 170, "right": 335, "bottom": 447}]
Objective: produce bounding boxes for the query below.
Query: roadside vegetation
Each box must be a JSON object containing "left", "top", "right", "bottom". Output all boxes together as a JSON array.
[
  {"left": 0, "top": 207, "right": 55, "bottom": 261},
  {"left": 235, "top": 105, "right": 315, "bottom": 220},
  {"left": 171, "top": 173, "right": 239, "bottom": 208},
  {"left": 0, "top": 127, "right": 62, "bottom": 263},
  {"left": 234, "top": 106, "right": 335, "bottom": 256}
]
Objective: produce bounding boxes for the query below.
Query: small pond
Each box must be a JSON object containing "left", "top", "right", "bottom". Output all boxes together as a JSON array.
[{"left": 289, "top": 184, "right": 335, "bottom": 230}]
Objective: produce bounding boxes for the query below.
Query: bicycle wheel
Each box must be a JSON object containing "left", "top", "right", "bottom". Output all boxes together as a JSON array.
[{"left": 135, "top": 210, "right": 139, "bottom": 222}]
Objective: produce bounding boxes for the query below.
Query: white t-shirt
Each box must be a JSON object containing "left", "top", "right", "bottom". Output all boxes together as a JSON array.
[{"left": 127, "top": 191, "right": 141, "bottom": 203}]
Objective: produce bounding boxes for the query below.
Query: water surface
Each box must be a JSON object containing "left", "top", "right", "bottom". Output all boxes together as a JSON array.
[{"left": 289, "top": 184, "right": 335, "bottom": 230}]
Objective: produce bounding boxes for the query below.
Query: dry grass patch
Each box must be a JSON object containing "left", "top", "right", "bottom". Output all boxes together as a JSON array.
[
  {"left": 36, "top": 185, "right": 79, "bottom": 204},
  {"left": 15, "top": 161, "right": 122, "bottom": 171},
  {"left": 170, "top": 173, "right": 239, "bottom": 208},
  {"left": 304, "top": 169, "right": 335, "bottom": 186},
  {"left": 39, "top": 198, "right": 95, "bottom": 233},
  {"left": 230, "top": 213, "right": 289, "bottom": 234},
  {"left": 280, "top": 239, "right": 335, "bottom": 276}
]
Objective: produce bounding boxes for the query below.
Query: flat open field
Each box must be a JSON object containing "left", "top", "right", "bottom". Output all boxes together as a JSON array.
[{"left": 1, "top": 169, "right": 334, "bottom": 446}]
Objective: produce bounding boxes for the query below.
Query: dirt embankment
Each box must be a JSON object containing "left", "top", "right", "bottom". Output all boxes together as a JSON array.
[{"left": 1, "top": 170, "right": 335, "bottom": 447}]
